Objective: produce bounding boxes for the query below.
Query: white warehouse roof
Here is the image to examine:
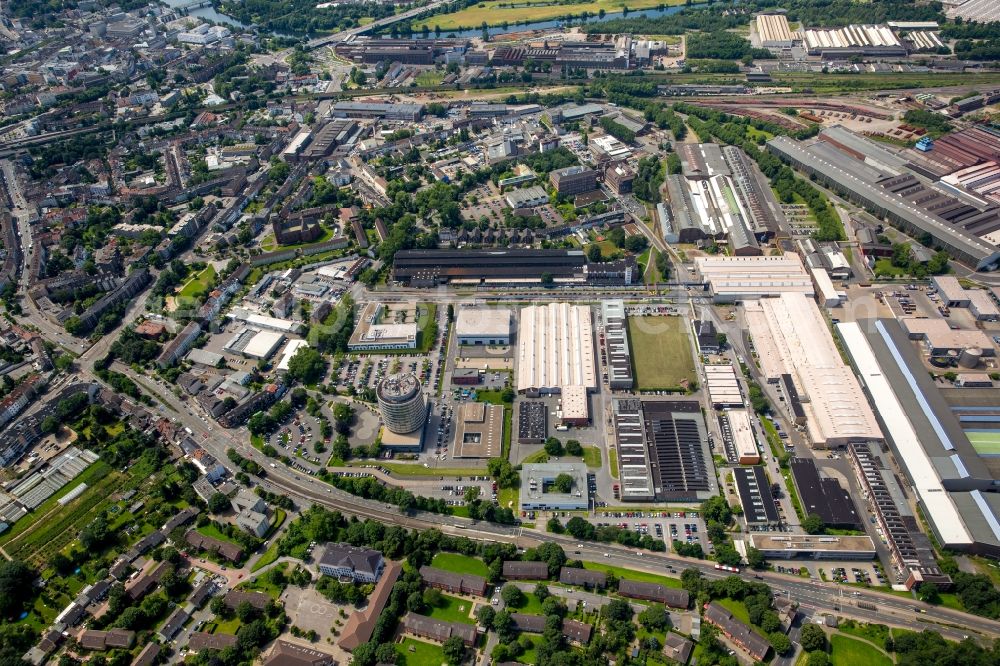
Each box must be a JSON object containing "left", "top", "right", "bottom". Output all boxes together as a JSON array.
[{"left": 517, "top": 303, "right": 596, "bottom": 394}]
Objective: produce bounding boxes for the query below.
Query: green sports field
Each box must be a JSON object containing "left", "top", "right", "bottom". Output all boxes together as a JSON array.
[
  {"left": 968, "top": 431, "right": 1000, "bottom": 455},
  {"left": 626, "top": 316, "right": 697, "bottom": 391}
]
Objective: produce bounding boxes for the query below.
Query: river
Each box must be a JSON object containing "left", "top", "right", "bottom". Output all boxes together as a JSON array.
[
  {"left": 161, "top": 0, "right": 250, "bottom": 30},
  {"left": 410, "top": 4, "right": 689, "bottom": 40}
]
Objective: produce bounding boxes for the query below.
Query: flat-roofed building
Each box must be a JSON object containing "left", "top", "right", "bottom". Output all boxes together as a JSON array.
[
  {"left": 520, "top": 463, "right": 589, "bottom": 511},
  {"left": 745, "top": 293, "right": 882, "bottom": 448},
  {"left": 454, "top": 401, "right": 504, "bottom": 458},
  {"left": 695, "top": 254, "right": 814, "bottom": 302},
  {"left": 612, "top": 399, "right": 717, "bottom": 502},
  {"left": 505, "top": 186, "right": 549, "bottom": 211},
  {"left": 560, "top": 384, "right": 590, "bottom": 425},
  {"left": 748, "top": 534, "right": 876, "bottom": 559},
  {"left": 726, "top": 409, "right": 759, "bottom": 464},
  {"left": 550, "top": 166, "right": 597, "bottom": 196},
  {"left": 790, "top": 458, "right": 863, "bottom": 530},
  {"left": 349, "top": 302, "right": 418, "bottom": 351},
  {"left": 705, "top": 365, "right": 743, "bottom": 408},
  {"left": 601, "top": 300, "right": 633, "bottom": 390},
  {"left": 900, "top": 318, "right": 993, "bottom": 357},
  {"left": 517, "top": 303, "right": 596, "bottom": 395},
  {"left": 518, "top": 401, "right": 547, "bottom": 444},
  {"left": 456, "top": 308, "right": 512, "bottom": 346},
  {"left": 733, "top": 466, "right": 779, "bottom": 526}
]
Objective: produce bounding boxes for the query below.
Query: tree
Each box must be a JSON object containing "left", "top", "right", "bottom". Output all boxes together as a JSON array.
[
  {"left": 565, "top": 440, "right": 583, "bottom": 456},
  {"left": 543, "top": 437, "right": 563, "bottom": 457},
  {"left": 237, "top": 600, "right": 259, "bottom": 623},
  {"left": 476, "top": 604, "right": 496, "bottom": 627},
  {"left": 540, "top": 272, "right": 554, "bottom": 286},
  {"left": 806, "top": 652, "right": 831, "bottom": 666},
  {"left": 501, "top": 584, "right": 525, "bottom": 608},
  {"left": 746, "top": 547, "right": 766, "bottom": 570},
  {"left": 800, "top": 624, "right": 827, "bottom": 654},
  {"left": 286, "top": 347, "right": 326, "bottom": 384},
  {"left": 552, "top": 473, "right": 574, "bottom": 494},
  {"left": 422, "top": 587, "right": 443, "bottom": 608},
  {"left": 208, "top": 492, "right": 231, "bottom": 514},
  {"left": 802, "top": 513, "right": 825, "bottom": 535},
  {"left": 769, "top": 632, "right": 791, "bottom": 656},
  {"left": 442, "top": 636, "right": 465, "bottom": 665},
  {"left": 917, "top": 581, "right": 941, "bottom": 604},
  {"left": 0, "top": 560, "right": 36, "bottom": 616},
  {"left": 587, "top": 244, "right": 603, "bottom": 262},
  {"left": 638, "top": 604, "right": 670, "bottom": 630},
  {"left": 605, "top": 598, "right": 633, "bottom": 622},
  {"left": 624, "top": 234, "right": 648, "bottom": 253}
]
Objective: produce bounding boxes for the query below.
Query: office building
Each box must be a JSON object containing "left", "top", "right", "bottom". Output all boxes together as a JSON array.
[
  {"left": 520, "top": 463, "right": 589, "bottom": 511},
  {"left": 317, "top": 544, "right": 385, "bottom": 582},
  {"left": 376, "top": 373, "right": 427, "bottom": 435},
  {"left": 550, "top": 166, "right": 598, "bottom": 196},
  {"left": 455, "top": 308, "right": 512, "bottom": 346}
]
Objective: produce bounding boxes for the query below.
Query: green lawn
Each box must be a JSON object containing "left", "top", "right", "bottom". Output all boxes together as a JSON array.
[
  {"left": 197, "top": 523, "right": 242, "bottom": 546},
  {"left": 414, "top": 71, "right": 444, "bottom": 86},
  {"left": 430, "top": 552, "right": 490, "bottom": 577},
  {"left": 426, "top": 594, "right": 476, "bottom": 624},
  {"left": 837, "top": 621, "right": 889, "bottom": 646},
  {"left": 874, "top": 258, "right": 907, "bottom": 278},
  {"left": 239, "top": 562, "right": 287, "bottom": 598},
  {"left": 521, "top": 450, "right": 550, "bottom": 464},
  {"left": 581, "top": 562, "right": 682, "bottom": 589},
  {"left": 519, "top": 635, "right": 543, "bottom": 664},
  {"left": 830, "top": 634, "right": 893, "bottom": 666},
  {"left": 644, "top": 248, "right": 666, "bottom": 285},
  {"left": 609, "top": 448, "right": 619, "bottom": 480},
  {"left": 716, "top": 598, "right": 750, "bottom": 625},
  {"left": 251, "top": 541, "right": 281, "bottom": 573},
  {"left": 581, "top": 446, "right": 601, "bottom": 468},
  {"left": 177, "top": 264, "right": 217, "bottom": 300},
  {"left": 498, "top": 486, "right": 519, "bottom": 511},
  {"left": 397, "top": 637, "right": 445, "bottom": 666},
  {"left": 510, "top": 593, "right": 546, "bottom": 615},
  {"left": 626, "top": 316, "right": 696, "bottom": 391},
  {"left": 347, "top": 462, "right": 486, "bottom": 477}
]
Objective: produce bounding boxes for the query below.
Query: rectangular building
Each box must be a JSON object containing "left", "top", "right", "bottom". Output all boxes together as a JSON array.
[
  {"left": 454, "top": 402, "right": 504, "bottom": 458},
  {"left": 789, "top": 458, "right": 863, "bottom": 530},
  {"left": 520, "top": 463, "right": 589, "bottom": 511},
  {"left": 503, "top": 561, "right": 549, "bottom": 580},
  {"left": 550, "top": 166, "right": 598, "bottom": 196},
  {"left": 748, "top": 534, "right": 876, "bottom": 560},
  {"left": 733, "top": 466, "right": 779, "bottom": 526},
  {"left": 517, "top": 303, "right": 596, "bottom": 395},
  {"left": 695, "top": 254, "right": 814, "bottom": 302},
  {"left": 456, "top": 308, "right": 512, "bottom": 346},
  {"left": 601, "top": 300, "right": 633, "bottom": 390},
  {"left": 419, "top": 566, "right": 488, "bottom": 596},
  {"left": 618, "top": 580, "right": 689, "bottom": 609},
  {"left": 317, "top": 543, "right": 385, "bottom": 582}
]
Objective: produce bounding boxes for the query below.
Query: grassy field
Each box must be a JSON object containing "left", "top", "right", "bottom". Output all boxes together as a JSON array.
[
  {"left": 627, "top": 316, "right": 696, "bottom": 391},
  {"left": 520, "top": 635, "right": 542, "bottom": 663},
  {"left": 239, "top": 562, "right": 288, "bottom": 598},
  {"left": 509, "top": 592, "right": 546, "bottom": 614},
  {"left": 177, "top": 264, "right": 217, "bottom": 300},
  {"left": 251, "top": 541, "right": 281, "bottom": 573},
  {"left": 431, "top": 552, "right": 491, "bottom": 577},
  {"left": 416, "top": 0, "right": 688, "bottom": 30},
  {"left": 830, "top": 634, "right": 893, "bottom": 666},
  {"left": 397, "top": 637, "right": 445, "bottom": 666},
  {"left": 521, "top": 450, "right": 550, "bottom": 464},
  {"left": 197, "top": 523, "right": 242, "bottom": 546},
  {"left": 581, "top": 446, "right": 601, "bottom": 468},
  {"left": 581, "top": 562, "right": 682, "bottom": 588},
  {"left": 643, "top": 248, "right": 666, "bottom": 285},
  {"left": 414, "top": 71, "right": 444, "bottom": 86},
  {"left": 498, "top": 486, "right": 519, "bottom": 511},
  {"left": 716, "top": 598, "right": 750, "bottom": 625},
  {"left": 346, "top": 462, "right": 487, "bottom": 477},
  {"left": 609, "top": 447, "right": 619, "bottom": 479},
  {"left": 427, "top": 594, "right": 476, "bottom": 624}
]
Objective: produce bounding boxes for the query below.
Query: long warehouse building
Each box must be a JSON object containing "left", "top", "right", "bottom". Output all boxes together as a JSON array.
[
  {"left": 745, "top": 293, "right": 882, "bottom": 447},
  {"left": 839, "top": 319, "right": 1000, "bottom": 557},
  {"left": 517, "top": 303, "right": 597, "bottom": 395},
  {"left": 767, "top": 135, "right": 1000, "bottom": 270}
]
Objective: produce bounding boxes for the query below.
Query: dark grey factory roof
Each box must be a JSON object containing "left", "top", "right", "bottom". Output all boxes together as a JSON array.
[{"left": 733, "top": 466, "right": 780, "bottom": 524}]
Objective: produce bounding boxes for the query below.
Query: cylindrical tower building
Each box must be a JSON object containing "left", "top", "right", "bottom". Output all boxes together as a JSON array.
[{"left": 376, "top": 372, "right": 426, "bottom": 434}]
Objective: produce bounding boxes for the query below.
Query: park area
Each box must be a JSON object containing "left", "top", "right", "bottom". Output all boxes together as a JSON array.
[
  {"left": 415, "top": 0, "right": 687, "bottom": 30},
  {"left": 396, "top": 637, "right": 444, "bottom": 666},
  {"left": 626, "top": 315, "right": 696, "bottom": 391},
  {"left": 430, "top": 552, "right": 490, "bottom": 577}
]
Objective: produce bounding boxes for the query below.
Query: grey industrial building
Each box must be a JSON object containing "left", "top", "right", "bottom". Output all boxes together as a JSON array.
[
  {"left": 840, "top": 318, "right": 1000, "bottom": 561},
  {"left": 767, "top": 134, "right": 1000, "bottom": 270},
  {"left": 611, "top": 399, "right": 717, "bottom": 502},
  {"left": 520, "top": 463, "right": 590, "bottom": 511},
  {"left": 332, "top": 102, "right": 424, "bottom": 122},
  {"left": 789, "top": 458, "right": 863, "bottom": 531},
  {"left": 600, "top": 300, "right": 633, "bottom": 390},
  {"left": 517, "top": 401, "right": 547, "bottom": 444},
  {"left": 733, "top": 466, "right": 780, "bottom": 526}
]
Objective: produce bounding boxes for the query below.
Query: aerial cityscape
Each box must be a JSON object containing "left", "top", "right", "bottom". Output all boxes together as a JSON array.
[{"left": 3, "top": 0, "right": 1000, "bottom": 665}]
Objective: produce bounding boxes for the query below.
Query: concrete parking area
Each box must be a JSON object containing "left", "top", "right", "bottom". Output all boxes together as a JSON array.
[{"left": 280, "top": 586, "right": 345, "bottom": 643}]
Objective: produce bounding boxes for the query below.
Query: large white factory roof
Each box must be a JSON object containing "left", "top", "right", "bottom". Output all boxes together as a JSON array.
[
  {"left": 243, "top": 330, "right": 286, "bottom": 359},
  {"left": 744, "top": 293, "right": 882, "bottom": 446},
  {"left": 803, "top": 24, "right": 902, "bottom": 51},
  {"left": 229, "top": 307, "right": 303, "bottom": 334},
  {"left": 695, "top": 254, "right": 814, "bottom": 301},
  {"left": 756, "top": 14, "right": 794, "bottom": 45},
  {"left": 838, "top": 321, "right": 973, "bottom": 547},
  {"left": 516, "top": 303, "right": 596, "bottom": 394}
]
